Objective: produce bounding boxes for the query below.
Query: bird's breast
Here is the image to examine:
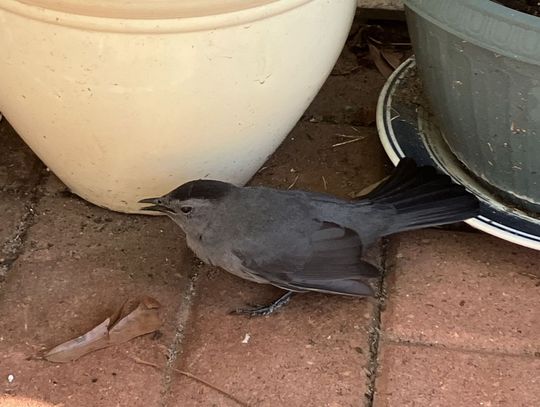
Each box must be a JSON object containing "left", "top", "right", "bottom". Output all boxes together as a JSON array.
[
  {"left": 186, "top": 234, "right": 214, "bottom": 265},
  {"left": 185, "top": 233, "right": 267, "bottom": 284}
]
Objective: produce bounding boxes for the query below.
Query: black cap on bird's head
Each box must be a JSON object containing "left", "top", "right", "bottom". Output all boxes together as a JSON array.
[
  {"left": 167, "top": 179, "right": 233, "bottom": 201},
  {"left": 138, "top": 179, "right": 233, "bottom": 214}
]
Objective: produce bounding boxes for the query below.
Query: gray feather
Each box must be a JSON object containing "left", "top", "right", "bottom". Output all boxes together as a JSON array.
[{"left": 231, "top": 221, "right": 379, "bottom": 297}]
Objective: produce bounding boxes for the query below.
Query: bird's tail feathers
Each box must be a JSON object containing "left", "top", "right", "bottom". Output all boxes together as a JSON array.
[{"left": 360, "top": 158, "right": 479, "bottom": 234}]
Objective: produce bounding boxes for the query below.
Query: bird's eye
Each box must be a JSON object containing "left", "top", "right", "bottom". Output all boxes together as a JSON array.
[{"left": 180, "top": 206, "right": 192, "bottom": 214}]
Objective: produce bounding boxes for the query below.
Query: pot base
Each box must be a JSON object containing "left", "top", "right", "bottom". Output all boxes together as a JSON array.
[{"left": 377, "top": 58, "right": 540, "bottom": 250}]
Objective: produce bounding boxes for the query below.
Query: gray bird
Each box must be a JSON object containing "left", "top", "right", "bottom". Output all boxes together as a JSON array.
[{"left": 139, "top": 158, "right": 479, "bottom": 316}]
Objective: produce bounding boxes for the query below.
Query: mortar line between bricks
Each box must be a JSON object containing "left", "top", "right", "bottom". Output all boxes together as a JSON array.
[
  {"left": 160, "top": 270, "right": 200, "bottom": 407},
  {"left": 0, "top": 171, "right": 49, "bottom": 281},
  {"left": 381, "top": 336, "right": 540, "bottom": 360},
  {"left": 364, "top": 237, "right": 390, "bottom": 407}
]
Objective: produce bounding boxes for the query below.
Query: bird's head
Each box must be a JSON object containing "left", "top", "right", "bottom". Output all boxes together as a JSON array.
[{"left": 138, "top": 179, "right": 233, "bottom": 229}]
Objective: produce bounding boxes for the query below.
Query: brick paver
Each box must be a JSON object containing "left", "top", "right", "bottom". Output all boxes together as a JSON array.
[
  {"left": 170, "top": 271, "right": 373, "bottom": 407},
  {"left": 374, "top": 343, "right": 540, "bottom": 407},
  {"left": 0, "top": 177, "right": 191, "bottom": 406},
  {"left": 0, "top": 120, "right": 42, "bottom": 192},
  {"left": 0, "top": 195, "right": 26, "bottom": 249},
  {"left": 373, "top": 230, "right": 540, "bottom": 406},
  {"left": 382, "top": 230, "right": 540, "bottom": 355}
]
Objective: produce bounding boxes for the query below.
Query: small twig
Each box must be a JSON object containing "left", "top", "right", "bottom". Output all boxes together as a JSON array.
[
  {"left": 330, "top": 66, "right": 361, "bottom": 76},
  {"left": 368, "top": 36, "right": 411, "bottom": 47},
  {"left": 130, "top": 356, "right": 162, "bottom": 370},
  {"left": 321, "top": 176, "right": 328, "bottom": 191},
  {"left": 332, "top": 137, "right": 365, "bottom": 148},
  {"left": 172, "top": 369, "right": 249, "bottom": 407},
  {"left": 335, "top": 134, "right": 359, "bottom": 139},
  {"left": 518, "top": 271, "right": 540, "bottom": 280},
  {"left": 287, "top": 175, "right": 300, "bottom": 190},
  {"left": 129, "top": 356, "right": 249, "bottom": 407},
  {"left": 350, "top": 126, "right": 360, "bottom": 133},
  {"left": 389, "top": 107, "right": 400, "bottom": 122}
]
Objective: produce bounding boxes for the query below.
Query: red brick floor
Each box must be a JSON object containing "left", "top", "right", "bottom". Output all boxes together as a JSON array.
[
  {"left": 375, "top": 231, "right": 540, "bottom": 407},
  {"left": 375, "top": 344, "right": 540, "bottom": 407}
]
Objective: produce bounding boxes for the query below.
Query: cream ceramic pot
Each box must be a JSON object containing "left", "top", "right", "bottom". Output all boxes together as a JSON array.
[{"left": 0, "top": 0, "right": 356, "bottom": 213}]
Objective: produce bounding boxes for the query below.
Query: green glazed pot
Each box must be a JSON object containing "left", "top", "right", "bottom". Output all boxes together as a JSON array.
[{"left": 405, "top": 0, "right": 540, "bottom": 214}]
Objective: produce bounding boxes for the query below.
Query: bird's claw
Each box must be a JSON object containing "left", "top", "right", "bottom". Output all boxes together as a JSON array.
[
  {"left": 229, "top": 305, "right": 276, "bottom": 317},
  {"left": 228, "top": 291, "right": 295, "bottom": 317}
]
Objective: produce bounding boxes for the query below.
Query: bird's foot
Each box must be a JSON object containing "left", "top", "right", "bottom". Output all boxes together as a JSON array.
[{"left": 230, "top": 291, "right": 295, "bottom": 317}]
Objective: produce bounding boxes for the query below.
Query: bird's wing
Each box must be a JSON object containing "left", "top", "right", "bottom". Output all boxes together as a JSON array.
[{"left": 233, "top": 221, "right": 379, "bottom": 297}]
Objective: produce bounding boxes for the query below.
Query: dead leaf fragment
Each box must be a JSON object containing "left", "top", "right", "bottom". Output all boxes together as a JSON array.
[
  {"left": 381, "top": 48, "right": 402, "bottom": 70},
  {"left": 109, "top": 296, "right": 162, "bottom": 343},
  {"left": 43, "top": 318, "right": 111, "bottom": 363},
  {"left": 367, "top": 42, "right": 394, "bottom": 79},
  {"left": 44, "top": 296, "right": 162, "bottom": 363}
]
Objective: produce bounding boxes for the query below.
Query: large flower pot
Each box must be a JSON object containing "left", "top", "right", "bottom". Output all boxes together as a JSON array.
[
  {"left": 0, "top": 0, "right": 356, "bottom": 213},
  {"left": 404, "top": 0, "right": 540, "bottom": 215}
]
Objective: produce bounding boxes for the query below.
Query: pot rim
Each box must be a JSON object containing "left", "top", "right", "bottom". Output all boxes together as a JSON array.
[
  {"left": 0, "top": 0, "right": 314, "bottom": 34},
  {"left": 404, "top": 0, "right": 540, "bottom": 65}
]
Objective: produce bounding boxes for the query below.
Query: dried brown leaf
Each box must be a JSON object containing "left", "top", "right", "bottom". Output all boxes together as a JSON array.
[
  {"left": 44, "top": 318, "right": 111, "bottom": 363},
  {"left": 381, "top": 48, "right": 402, "bottom": 70},
  {"left": 367, "top": 42, "right": 393, "bottom": 79},
  {"left": 109, "top": 296, "right": 162, "bottom": 343},
  {"left": 44, "top": 296, "right": 162, "bottom": 363}
]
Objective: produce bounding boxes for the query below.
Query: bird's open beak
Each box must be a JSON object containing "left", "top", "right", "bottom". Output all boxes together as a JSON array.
[{"left": 138, "top": 197, "right": 169, "bottom": 213}]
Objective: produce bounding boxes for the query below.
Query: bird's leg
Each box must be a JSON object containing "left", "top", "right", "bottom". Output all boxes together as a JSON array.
[{"left": 230, "top": 291, "right": 296, "bottom": 317}]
